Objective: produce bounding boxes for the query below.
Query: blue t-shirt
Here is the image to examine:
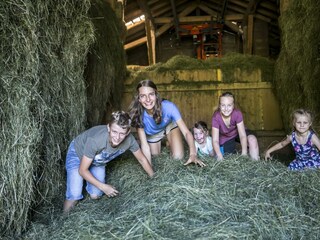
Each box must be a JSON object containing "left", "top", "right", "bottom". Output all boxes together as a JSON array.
[{"left": 143, "top": 100, "right": 181, "bottom": 135}]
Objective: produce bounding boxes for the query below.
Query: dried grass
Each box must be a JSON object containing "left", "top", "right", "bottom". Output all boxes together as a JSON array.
[
  {"left": 275, "top": 1, "right": 320, "bottom": 131},
  {"left": 85, "top": 0, "right": 127, "bottom": 126},
  {"left": 0, "top": 0, "right": 94, "bottom": 236},
  {"left": 130, "top": 53, "right": 274, "bottom": 84},
  {"left": 23, "top": 150, "right": 320, "bottom": 239}
]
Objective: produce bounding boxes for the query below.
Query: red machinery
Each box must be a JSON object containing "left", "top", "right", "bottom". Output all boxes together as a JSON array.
[{"left": 178, "top": 23, "right": 223, "bottom": 59}]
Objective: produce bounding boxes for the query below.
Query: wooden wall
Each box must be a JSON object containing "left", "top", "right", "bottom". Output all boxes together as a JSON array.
[{"left": 122, "top": 68, "right": 283, "bottom": 131}]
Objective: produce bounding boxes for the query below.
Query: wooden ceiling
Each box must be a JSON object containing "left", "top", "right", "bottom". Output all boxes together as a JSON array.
[{"left": 123, "top": 0, "right": 280, "bottom": 54}]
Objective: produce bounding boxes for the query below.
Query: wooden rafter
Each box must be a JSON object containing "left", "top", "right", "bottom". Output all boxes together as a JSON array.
[
  {"left": 145, "top": 18, "right": 156, "bottom": 64},
  {"left": 125, "top": 2, "right": 198, "bottom": 50},
  {"left": 170, "top": 0, "right": 180, "bottom": 41},
  {"left": 124, "top": 0, "right": 279, "bottom": 54},
  {"left": 198, "top": 2, "right": 241, "bottom": 34},
  {"left": 136, "top": 0, "right": 156, "bottom": 64},
  {"left": 137, "top": 0, "right": 155, "bottom": 26}
]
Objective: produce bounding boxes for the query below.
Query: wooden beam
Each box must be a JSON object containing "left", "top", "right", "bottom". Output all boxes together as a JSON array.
[
  {"left": 156, "top": 2, "right": 198, "bottom": 36},
  {"left": 124, "top": 36, "right": 147, "bottom": 50},
  {"left": 126, "top": 22, "right": 145, "bottom": 36},
  {"left": 154, "top": 14, "right": 243, "bottom": 24},
  {"left": 145, "top": 19, "right": 156, "bottom": 65},
  {"left": 126, "top": 19, "right": 145, "bottom": 31},
  {"left": 198, "top": 3, "right": 242, "bottom": 34},
  {"left": 178, "top": 2, "right": 198, "bottom": 17},
  {"left": 198, "top": 3, "right": 219, "bottom": 20},
  {"left": 137, "top": 0, "right": 155, "bottom": 26},
  {"left": 170, "top": 0, "right": 180, "bottom": 41},
  {"left": 124, "top": 9, "right": 143, "bottom": 23}
]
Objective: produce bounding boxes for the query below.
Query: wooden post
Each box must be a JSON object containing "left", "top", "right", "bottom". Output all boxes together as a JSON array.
[
  {"left": 247, "top": 14, "right": 254, "bottom": 54},
  {"left": 145, "top": 19, "right": 156, "bottom": 65}
]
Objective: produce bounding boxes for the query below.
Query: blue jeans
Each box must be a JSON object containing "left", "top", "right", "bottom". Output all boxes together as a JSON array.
[{"left": 65, "top": 140, "right": 106, "bottom": 200}]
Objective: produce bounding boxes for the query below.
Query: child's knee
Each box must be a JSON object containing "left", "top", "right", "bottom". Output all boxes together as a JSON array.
[
  {"left": 90, "top": 194, "right": 101, "bottom": 200},
  {"left": 172, "top": 152, "right": 184, "bottom": 160}
]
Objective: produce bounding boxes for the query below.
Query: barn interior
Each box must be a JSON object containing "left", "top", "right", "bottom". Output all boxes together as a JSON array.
[
  {"left": 1, "top": 0, "right": 320, "bottom": 238},
  {"left": 124, "top": 0, "right": 280, "bottom": 65}
]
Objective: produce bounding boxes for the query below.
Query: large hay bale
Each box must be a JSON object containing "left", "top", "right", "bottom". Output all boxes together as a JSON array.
[
  {"left": 0, "top": 0, "right": 94, "bottom": 236},
  {"left": 85, "top": 0, "right": 127, "bottom": 126},
  {"left": 130, "top": 53, "right": 274, "bottom": 84},
  {"left": 23, "top": 151, "right": 320, "bottom": 239},
  {"left": 275, "top": 1, "right": 320, "bottom": 131}
]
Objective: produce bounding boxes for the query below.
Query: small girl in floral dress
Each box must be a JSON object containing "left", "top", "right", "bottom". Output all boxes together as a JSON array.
[{"left": 265, "top": 109, "right": 320, "bottom": 170}]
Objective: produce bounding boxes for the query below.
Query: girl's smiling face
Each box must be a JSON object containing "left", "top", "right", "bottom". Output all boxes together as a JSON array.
[
  {"left": 219, "top": 96, "right": 235, "bottom": 118},
  {"left": 138, "top": 86, "right": 157, "bottom": 113},
  {"left": 193, "top": 127, "right": 207, "bottom": 144}
]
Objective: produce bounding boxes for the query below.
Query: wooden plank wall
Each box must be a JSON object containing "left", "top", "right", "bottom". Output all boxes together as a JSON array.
[{"left": 122, "top": 69, "right": 283, "bottom": 131}]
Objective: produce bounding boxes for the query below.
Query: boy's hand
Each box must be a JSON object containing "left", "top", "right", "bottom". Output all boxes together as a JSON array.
[{"left": 101, "top": 184, "right": 119, "bottom": 198}]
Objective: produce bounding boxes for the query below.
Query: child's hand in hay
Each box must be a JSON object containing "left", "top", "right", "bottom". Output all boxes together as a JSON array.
[
  {"left": 101, "top": 184, "right": 119, "bottom": 198},
  {"left": 264, "top": 109, "right": 320, "bottom": 170},
  {"left": 184, "top": 154, "right": 206, "bottom": 167}
]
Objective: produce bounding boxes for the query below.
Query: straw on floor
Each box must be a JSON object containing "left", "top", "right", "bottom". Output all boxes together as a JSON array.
[{"left": 24, "top": 150, "right": 320, "bottom": 239}]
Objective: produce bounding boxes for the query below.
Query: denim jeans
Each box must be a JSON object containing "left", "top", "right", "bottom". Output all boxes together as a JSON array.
[{"left": 65, "top": 140, "right": 106, "bottom": 200}]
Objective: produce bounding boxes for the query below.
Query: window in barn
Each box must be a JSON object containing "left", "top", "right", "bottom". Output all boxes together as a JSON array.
[{"left": 125, "top": 15, "right": 145, "bottom": 27}]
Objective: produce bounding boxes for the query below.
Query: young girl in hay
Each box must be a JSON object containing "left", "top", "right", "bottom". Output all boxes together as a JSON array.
[
  {"left": 128, "top": 79, "right": 205, "bottom": 167},
  {"left": 193, "top": 121, "right": 222, "bottom": 157},
  {"left": 265, "top": 109, "right": 320, "bottom": 170},
  {"left": 211, "top": 91, "right": 260, "bottom": 161},
  {"left": 63, "top": 111, "right": 154, "bottom": 213},
  {"left": 193, "top": 121, "right": 215, "bottom": 157}
]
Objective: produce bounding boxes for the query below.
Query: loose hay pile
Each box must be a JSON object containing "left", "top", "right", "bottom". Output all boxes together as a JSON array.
[
  {"left": 134, "top": 53, "right": 275, "bottom": 83},
  {"left": 24, "top": 151, "right": 320, "bottom": 239}
]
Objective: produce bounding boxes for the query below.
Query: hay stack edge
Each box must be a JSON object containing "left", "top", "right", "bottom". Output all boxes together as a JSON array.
[{"left": 0, "top": 0, "right": 125, "bottom": 237}]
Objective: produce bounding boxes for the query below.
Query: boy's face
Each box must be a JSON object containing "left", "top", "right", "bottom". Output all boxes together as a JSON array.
[{"left": 107, "top": 123, "right": 130, "bottom": 147}]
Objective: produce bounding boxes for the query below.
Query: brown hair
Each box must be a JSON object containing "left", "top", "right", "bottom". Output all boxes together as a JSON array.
[
  {"left": 213, "top": 91, "right": 236, "bottom": 114},
  {"left": 193, "top": 121, "right": 209, "bottom": 134},
  {"left": 219, "top": 91, "right": 235, "bottom": 105},
  {"left": 128, "top": 79, "right": 163, "bottom": 128},
  {"left": 109, "top": 111, "right": 132, "bottom": 132}
]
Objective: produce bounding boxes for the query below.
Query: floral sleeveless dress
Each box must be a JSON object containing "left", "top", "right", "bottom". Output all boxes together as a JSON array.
[{"left": 288, "top": 131, "right": 320, "bottom": 170}]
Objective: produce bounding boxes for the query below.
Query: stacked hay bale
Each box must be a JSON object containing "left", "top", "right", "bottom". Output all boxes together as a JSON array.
[
  {"left": 0, "top": 0, "right": 94, "bottom": 236},
  {"left": 85, "top": 0, "right": 127, "bottom": 126},
  {"left": 275, "top": 1, "right": 320, "bottom": 130}
]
